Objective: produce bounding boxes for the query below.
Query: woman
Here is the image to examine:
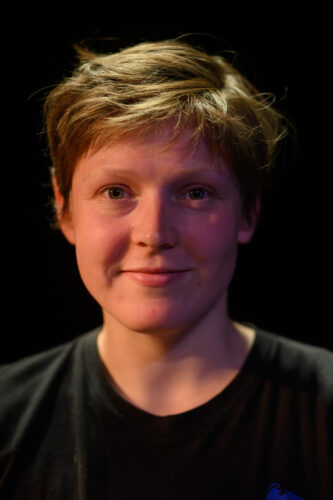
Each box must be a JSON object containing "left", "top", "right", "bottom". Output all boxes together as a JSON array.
[{"left": 1, "top": 38, "right": 332, "bottom": 499}]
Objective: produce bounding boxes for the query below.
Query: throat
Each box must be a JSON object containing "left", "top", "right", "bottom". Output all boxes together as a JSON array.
[
  {"left": 98, "top": 321, "right": 255, "bottom": 417},
  {"left": 111, "top": 365, "right": 241, "bottom": 416}
]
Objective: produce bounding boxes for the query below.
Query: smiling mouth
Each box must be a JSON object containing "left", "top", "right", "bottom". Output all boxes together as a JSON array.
[
  {"left": 125, "top": 268, "right": 187, "bottom": 273},
  {"left": 121, "top": 269, "right": 189, "bottom": 287}
]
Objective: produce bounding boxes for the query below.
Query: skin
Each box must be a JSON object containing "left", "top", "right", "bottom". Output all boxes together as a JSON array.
[{"left": 54, "top": 123, "right": 259, "bottom": 416}]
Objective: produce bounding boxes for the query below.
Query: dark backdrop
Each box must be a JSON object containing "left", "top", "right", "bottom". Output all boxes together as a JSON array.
[{"left": 2, "top": 11, "right": 332, "bottom": 361}]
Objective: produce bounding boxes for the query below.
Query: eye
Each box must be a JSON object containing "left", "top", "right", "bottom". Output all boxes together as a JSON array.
[
  {"left": 188, "top": 187, "right": 209, "bottom": 200},
  {"left": 104, "top": 186, "right": 129, "bottom": 200},
  {"left": 183, "top": 186, "right": 214, "bottom": 201}
]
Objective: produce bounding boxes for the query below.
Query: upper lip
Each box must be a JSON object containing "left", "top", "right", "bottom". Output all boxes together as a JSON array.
[{"left": 123, "top": 268, "right": 188, "bottom": 274}]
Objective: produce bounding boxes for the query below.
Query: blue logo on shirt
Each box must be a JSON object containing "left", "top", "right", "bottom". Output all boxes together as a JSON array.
[{"left": 265, "top": 483, "right": 304, "bottom": 500}]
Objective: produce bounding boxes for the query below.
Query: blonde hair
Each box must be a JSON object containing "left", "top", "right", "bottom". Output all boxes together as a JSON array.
[{"left": 44, "top": 38, "right": 287, "bottom": 222}]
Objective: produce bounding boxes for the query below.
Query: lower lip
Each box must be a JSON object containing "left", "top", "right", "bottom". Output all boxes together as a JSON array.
[{"left": 123, "top": 271, "right": 189, "bottom": 287}]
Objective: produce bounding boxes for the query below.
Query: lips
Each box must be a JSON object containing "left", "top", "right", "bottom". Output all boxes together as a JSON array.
[
  {"left": 124, "top": 268, "right": 187, "bottom": 274},
  {"left": 121, "top": 268, "right": 189, "bottom": 287}
]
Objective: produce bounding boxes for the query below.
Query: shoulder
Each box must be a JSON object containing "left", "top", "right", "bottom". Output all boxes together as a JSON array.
[
  {"left": 0, "top": 328, "right": 101, "bottom": 487},
  {"left": 0, "top": 329, "right": 99, "bottom": 442},
  {"left": 252, "top": 327, "right": 333, "bottom": 399},
  {"left": 0, "top": 328, "right": 100, "bottom": 393},
  {"left": 1, "top": 336, "right": 79, "bottom": 395}
]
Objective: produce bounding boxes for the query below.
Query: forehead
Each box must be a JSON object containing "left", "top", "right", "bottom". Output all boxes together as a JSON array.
[{"left": 78, "top": 123, "right": 231, "bottom": 181}]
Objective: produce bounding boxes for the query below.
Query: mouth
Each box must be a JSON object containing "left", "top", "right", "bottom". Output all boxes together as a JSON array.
[
  {"left": 125, "top": 268, "right": 187, "bottom": 274},
  {"left": 121, "top": 269, "right": 190, "bottom": 287}
]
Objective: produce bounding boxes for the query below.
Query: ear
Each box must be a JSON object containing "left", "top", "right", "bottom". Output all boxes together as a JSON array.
[
  {"left": 52, "top": 176, "right": 76, "bottom": 245},
  {"left": 237, "top": 197, "right": 261, "bottom": 244}
]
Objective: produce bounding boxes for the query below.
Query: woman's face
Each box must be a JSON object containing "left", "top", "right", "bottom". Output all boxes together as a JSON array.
[{"left": 56, "top": 124, "right": 257, "bottom": 336}]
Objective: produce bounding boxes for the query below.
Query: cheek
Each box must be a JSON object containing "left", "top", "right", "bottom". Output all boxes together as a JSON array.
[
  {"left": 73, "top": 210, "right": 130, "bottom": 273},
  {"left": 184, "top": 211, "right": 240, "bottom": 264}
]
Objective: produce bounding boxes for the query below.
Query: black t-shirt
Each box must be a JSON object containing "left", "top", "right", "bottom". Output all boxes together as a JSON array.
[{"left": 0, "top": 326, "right": 332, "bottom": 500}]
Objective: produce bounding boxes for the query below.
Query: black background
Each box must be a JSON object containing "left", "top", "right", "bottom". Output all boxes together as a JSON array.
[{"left": 2, "top": 9, "right": 332, "bottom": 361}]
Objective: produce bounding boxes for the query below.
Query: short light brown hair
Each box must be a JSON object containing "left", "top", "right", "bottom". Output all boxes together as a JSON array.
[{"left": 44, "top": 38, "right": 287, "bottom": 223}]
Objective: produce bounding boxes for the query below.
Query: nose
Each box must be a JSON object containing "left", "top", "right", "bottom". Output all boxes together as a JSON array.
[{"left": 131, "top": 191, "right": 179, "bottom": 251}]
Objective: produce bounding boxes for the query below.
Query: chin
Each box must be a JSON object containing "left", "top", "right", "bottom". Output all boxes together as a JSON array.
[
  {"left": 104, "top": 303, "right": 195, "bottom": 336},
  {"left": 123, "top": 315, "right": 185, "bottom": 335}
]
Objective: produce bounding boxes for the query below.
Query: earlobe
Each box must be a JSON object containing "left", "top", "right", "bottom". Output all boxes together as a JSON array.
[
  {"left": 52, "top": 176, "right": 76, "bottom": 245},
  {"left": 237, "top": 197, "right": 261, "bottom": 244}
]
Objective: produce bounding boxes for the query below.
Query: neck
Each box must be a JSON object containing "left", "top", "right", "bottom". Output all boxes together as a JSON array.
[{"left": 97, "top": 303, "right": 255, "bottom": 416}]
